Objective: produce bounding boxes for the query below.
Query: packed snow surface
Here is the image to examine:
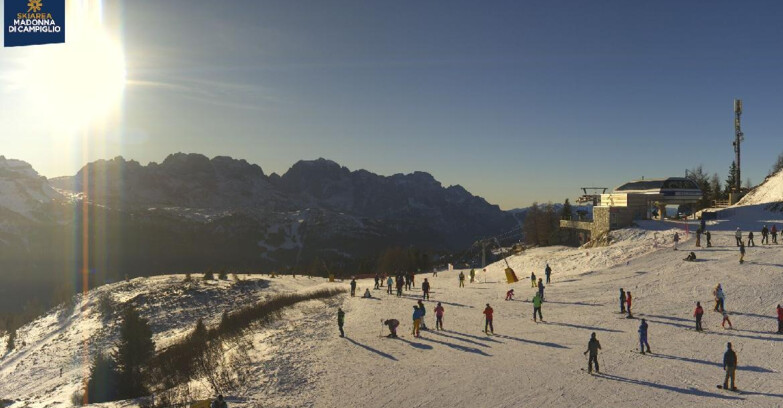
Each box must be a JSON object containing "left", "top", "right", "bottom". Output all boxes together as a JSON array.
[{"left": 2, "top": 205, "right": 783, "bottom": 407}]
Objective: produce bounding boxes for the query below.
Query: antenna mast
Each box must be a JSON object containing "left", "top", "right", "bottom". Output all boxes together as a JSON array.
[{"left": 733, "top": 99, "right": 744, "bottom": 193}]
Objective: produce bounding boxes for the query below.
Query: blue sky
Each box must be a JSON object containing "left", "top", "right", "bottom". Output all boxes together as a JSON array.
[{"left": 2, "top": 0, "right": 783, "bottom": 209}]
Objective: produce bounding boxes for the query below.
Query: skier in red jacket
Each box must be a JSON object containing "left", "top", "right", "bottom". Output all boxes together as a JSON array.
[
  {"left": 626, "top": 292, "right": 633, "bottom": 318},
  {"left": 694, "top": 302, "right": 704, "bottom": 331},
  {"left": 483, "top": 304, "right": 494, "bottom": 334}
]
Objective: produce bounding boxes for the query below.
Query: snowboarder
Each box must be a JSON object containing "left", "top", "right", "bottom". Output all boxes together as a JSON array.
[
  {"left": 505, "top": 289, "right": 515, "bottom": 301},
  {"left": 350, "top": 278, "right": 357, "bottom": 297},
  {"left": 469, "top": 268, "right": 475, "bottom": 283},
  {"left": 384, "top": 319, "right": 400, "bottom": 338},
  {"left": 412, "top": 305, "right": 422, "bottom": 337},
  {"left": 706, "top": 230, "right": 712, "bottom": 247},
  {"left": 722, "top": 342, "right": 738, "bottom": 391},
  {"left": 773, "top": 224, "right": 779, "bottom": 244},
  {"left": 483, "top": 304, "right": 494, "bottom": 334},
  {"left": 721, "top": 310, "right": 733, "bottom": 329},
  {"left": 422, "top": 278, "right": 431, "bottom": 300},
  {"left": 211, "top": 395, "right": 228, "bottom": 408},
  {"left": 638, "top": 319, "right": 651, "bottom": 354},
  {"left": 545, "top": 263, "right": 552, "bottom": 284},
  {"left": 747, "top": 231, "right": 755, "bottom": 247},
  {"left": 762, "top": 225, "right": 769, "bottom": 244},
  {"left": 531, "top": 271, "right": 537, "bottom": 288},
  {"left": 684, "top": 251, "right": 696, "bottom": 262},
  {"left": 387, "top": 276, "right": 394, "bottom": 294},
  {"left": 337, "top": 308, "right": 345, "bottom": 337},
  {"left": 418, "top": 300, "right": 428, "bottom": 330},
  {"left": 374, "top": 274, "right": 380, "bottom": 289},
  {"left": 739, "top": 241, "right": 745, "bottom": 264},
  {"left": 714, "top": 284, "right": 725, "bottom": 312},
  {"left": 459, "top": 271, "right": 465, "bottom": 287},
  {"left": 583, "top": 332, "right": 602, "bottom": 374},
  {"left": 626, "top": 291, "right": 633, "bottom": 318},
  {"left": 532, "top": 292, "right": 543, "bottom": 322},
  {"left": 435, "top": 302, "right": 445, "bottom": 330},
  {"left": 362, "top": 288, "right": 372, "bottom": 298},
  {"left": 777, "top": 304, "right": 783, "bottom": 334},
  {"left": 538, "top": 278, "right": 545, "bottom": 302},
  {"left": 619, "top": 288, "right": 626, "bottom": 313},
  {"left": 694, "top": 301, "right": 704, "bottom": 331},
  {"left": 735, "top": 227, "right": 742, "bottom": 247},
  {"left": 673, "top": 232, "right": 680, "bottom": 250}
]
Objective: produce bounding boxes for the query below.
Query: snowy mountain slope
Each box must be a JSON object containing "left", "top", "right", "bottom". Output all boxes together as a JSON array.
[
  {"left": 736, "top": 167, "right": 783, "bottom": 207},
  {"left": 0, "top": 156, "right": 63, "bottom": 221},
  {"left": 3, "top": 204, "right": 783, "bottom": 407}
]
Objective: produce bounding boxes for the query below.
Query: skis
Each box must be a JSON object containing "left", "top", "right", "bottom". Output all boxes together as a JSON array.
[
  {"left": 630, "top": 350, "right": 652, "bottom": 355},
  {"left": 716, "top": 385, "right": 742, "bottom": 394}
]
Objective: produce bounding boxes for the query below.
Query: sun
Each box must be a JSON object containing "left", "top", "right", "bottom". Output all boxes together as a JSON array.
[{"left": 4, "top": 6, "right": 126, "bottom": 132}]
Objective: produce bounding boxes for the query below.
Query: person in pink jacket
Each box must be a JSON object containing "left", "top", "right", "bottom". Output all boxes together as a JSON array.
[
  {"left": 626, "top": 292, "right": 633, "bottom": 318},
  {"left": 434, "top": 302, "right": 445, "bottom": 330}
]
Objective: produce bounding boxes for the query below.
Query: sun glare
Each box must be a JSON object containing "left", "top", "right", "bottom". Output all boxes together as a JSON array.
[{"left": 5, "top": 1, "right": 126, "bottom": 132}]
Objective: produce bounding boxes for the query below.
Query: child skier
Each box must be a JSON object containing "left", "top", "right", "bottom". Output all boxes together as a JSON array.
[
  {"left": 412, "top": 306, "right": 422, "bottom": 337},
  {"left": 505, "top": 289, "right": 514, "bottom": 301},
  {"left": 435, "top": 302, "right": 445, "bottom": 330},
  {"left": 538, "top": 278, "right": 545, "bottom": 302},
  {"left": 638, "top": 319, "right": 651, "bottom": 354},
  {"left": 483, "top": 304, "right": 494, "bottom": 334},
  {"left": 694, "top": 302, "right": 704, "bottom": 331},
  {"left": 721, "top": 310, "right": 733, "bottom": 329}
]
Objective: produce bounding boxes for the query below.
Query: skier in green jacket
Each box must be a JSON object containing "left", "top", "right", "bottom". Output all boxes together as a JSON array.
[{"left": 532, "top": 292, "right": 543, "bottom": 322}]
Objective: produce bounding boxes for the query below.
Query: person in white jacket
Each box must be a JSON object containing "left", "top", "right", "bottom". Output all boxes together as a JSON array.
[{"left": 735, "top": 227, "right": 742, "bottom": 247}]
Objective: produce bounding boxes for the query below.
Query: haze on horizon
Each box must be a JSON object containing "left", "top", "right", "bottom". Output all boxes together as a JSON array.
[{"left": 2, "top": 1, "right": 783, "bottom": 210}]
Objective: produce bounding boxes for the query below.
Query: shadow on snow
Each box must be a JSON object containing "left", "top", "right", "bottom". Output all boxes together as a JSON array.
[
  {"left": 428, "top": 329, "right": 492, "bottom": 348},
  {"left": 417, "top": 336, "right": 492, "bottom": 356},
  {"left": 649, "top": 353, "right": 775, "bottom": 373},
  {"left": 344, "top": 338, "right": 397, "bottom": 361},
  {"left": 594, "top": 373, "right": 743, "bottom": 400}
]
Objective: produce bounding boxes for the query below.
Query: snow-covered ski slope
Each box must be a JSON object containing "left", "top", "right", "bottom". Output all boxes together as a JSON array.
[{"left": 2, "top": 204, "right": 783, "bottom": 407}]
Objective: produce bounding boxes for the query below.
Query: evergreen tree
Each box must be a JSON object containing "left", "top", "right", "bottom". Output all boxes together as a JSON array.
[
  {"left": 114, "top": 305, "right": 155, "bottom": 399},
  {"left": 523, "top": 203, "right": 541, "bottom": 246},
  {"left": 85, "top": 353, "right": 120, "bottom": 403},
  {"left": 218, "top": 270, "right": 228, "bottom": 280},
  {"left": 561, "top": 198, "right": 573, "bottom": 221},
  {"left": 710, "top": 173, "right": 722, "bottom": 203},
  {"left": 203, "top": 270, "right": 215, "bottom": 281},
  {"left": 686, "top": 165, "right": 712, "bottom": 210},
  {"left": 724, "top": 161, "right": 738, "bottom": 196}
]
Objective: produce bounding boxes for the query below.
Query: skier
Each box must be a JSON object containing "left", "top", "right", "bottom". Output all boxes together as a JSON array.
[
  {"left": 412, "top": 305, "right": 422, "bottom": 337},
  {"left": 387, "top": 276, "right": 394, "bottom": 295},
  {"left": 531, "top": 271, "right": 537, "bottom": 288},
  {"left": 673, "top": 232, "right": 680, "bottom": 250},
  {"left": 706, "top": 230, "right": 712, "bottom": 247},
  {"left": 362, "top": 288, "right": 372, "bottom": 298},
  {"left": 405, "top": 274, "right": 411, "bottom": 291},
  {"left": 435, "top": 302, "right": 445, "bottom": 330},
  {"left": 532, "top": 291, "right": 543, "bottom": 322},
  {"left": 505, "top": 289, "right": 515, "bottom": 301},
  {"left": 418, "top": 300, "right": 428, "bottom": 330},
  {"left": 777, "top": 304, "right": 783, "bottom": 334},
  {"left": 538, "top": 278, "right": 545, "bottom": 302},
  {"left": 396, "top": 277, "right": 404, "bottom": 297},
  {"left": 721, "top": 310, "right": 733, "bottom": 329},
  {"left": 695, "top": 228, "right": 701, "bottom": 247},
  {"left": 619, "top": 288, "right": 626, "bottom": 313},
  {"left": 773, "top": 224, "right": 779, "bottom": 244},
  {"left": 638, "top": 319, "right": 651, "bottom": 354},
  {"left": 714, "top": 284, "right": 725, "bottom": 312},
  {"left": 583, "top": 332, "right": 602, "bottom": 374},
  {"left": 747, "top": 231, "right": 755, "bottom": 247},
  {"left": 626, "top": 291, "right": 633, "bottom": 318},
  {"left": 739, "top": 241, "right": 745, "bottom": 264},
  {"left": 700, "top": 217, "right": 706, "bottom": 232},
  {"left": 432, "top": 267, "right": 438, "bottom": 277},
  {"left": 374, "top": 274, "right": 380, "bottom": 289},
  {"left": 384, "top": 319, "right": 400, "bottom": 338},
  {"left": 211, "top": 395, "right": 228, "bottom": 408},
  {"left": 459, "top": 271, "right": 465, "bottom": 288},
  {"left": 337, "top": 308, "right": 345, "bottom": 337},
  {"left": 762, "top": 225, "right": 769, "bottom": 244},
  {"left": 411, "top": 273, "right": 416, "bottom": 288},
  {"left": 483, "top": 303, "right": 494, "bottom": 334},
  {"left": 350, "top": 278, "right": 357, "bottom": 297},
  {"left": 545, "top": 263, "right": 552, "bottom": 284},
  {"left": 684, "top": 251, "right": 696, "bottom": 262},
  {"left": 722, "top": 342, "right": 738, "bottom": 391},
  {"left": 422, "top": 278, "right": 431, "bottom": 300},
  {"left": 469, "top": 268, "right": 475, "bottom": 283},
  {"left": 694, "top": 301, "right": 704, "bottom": 331},
  {"left": 735, "top": 227, "right": 742, "bottom": 247}
]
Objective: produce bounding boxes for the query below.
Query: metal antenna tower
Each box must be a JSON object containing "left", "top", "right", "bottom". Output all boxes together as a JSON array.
[{"left": 733, "top": 99, "right": 744, "bottom": 192}]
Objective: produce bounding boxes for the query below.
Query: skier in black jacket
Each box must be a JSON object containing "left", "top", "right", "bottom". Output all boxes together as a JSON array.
[
  {"left": 583, "top": 332, "right": 602, "bottom": 373},
  {"left": 723, "top": 342, "right": 737, "bottom": 390}
]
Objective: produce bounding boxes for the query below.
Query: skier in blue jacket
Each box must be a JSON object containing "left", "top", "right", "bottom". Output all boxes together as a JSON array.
[{"left": 639, "top": 319, "right": 651, "bottom": 354}]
